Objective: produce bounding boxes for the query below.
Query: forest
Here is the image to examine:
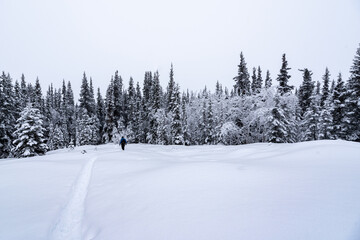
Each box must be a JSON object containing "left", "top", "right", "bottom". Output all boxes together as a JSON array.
[{"left": 0, "top": 44, "right": 359, "bottom": 158}]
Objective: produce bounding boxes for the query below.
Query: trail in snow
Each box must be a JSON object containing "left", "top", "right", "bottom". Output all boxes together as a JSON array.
[{"left": 51, "top": 157, "right": 96, "bottom": 240}]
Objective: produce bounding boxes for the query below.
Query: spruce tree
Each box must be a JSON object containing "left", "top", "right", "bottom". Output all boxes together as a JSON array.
[
  {"left": 303, "top": 94, "right": 320, "bottom": 141},
  {"left": 33, "top": 77, "right": 43, "bottom": 111},
  {"left": 320, "top": 68, "right": 330, "bottom": 107},
  {"left": 265, "top": 70, "right": 272, "bottom": 89},
  {"left": 0, "top": 72, "right": 16, "bottom": 158},
  {"left": 251, "top": 67, "right": 257, "bottom": 94},
  {"left": 79, "top": 72, "right": 92, "bottom": 116},
  {"left": 332, "top": 73, "right": 347, "bottom": 139},
  {"left": 20, "top": 74, "right": 28, "bottom": 107},
  {"left": 113, "top": 70, "right": 123, "bottom": 123},
  {"left": 104, "top": 80, "right": 115, "bottom": 142},
  {"left": 96, "top": 88, "right": 105, "bottom": 144},
  {"left": 66, "top": 81, "right": 76, "bottom": 145},
  {"left": 345, "top": 44, "right": 360, "bottom": 141},
  {"left": 268, "top": 95, "right": 288, "bottom": 143},
  {"left": 298, "top": 68, "right": 315, "bottom": 116},
  {"left": 171, "top": 84, "right": 183, "bottom": 145},
  {"left": 276, "top": 54, "right": 294, "bottom": 95},
  {"left": 319, "top": 98, "right": 333, "bottom": 140},
  {"left": 167, "top": 65, "right": 175, "bottom": 112},
  {"left": 233, "top": 52, "right": 250, "bottom": 96},
  {"left": 12, "top": 106, "right": 47, "bottom": 157},
  {"left": 205, "top": 98, "right": 215, "bottom": 144},
  {"left": 256, "top": 66, "right": 263, "bottom": 92}
]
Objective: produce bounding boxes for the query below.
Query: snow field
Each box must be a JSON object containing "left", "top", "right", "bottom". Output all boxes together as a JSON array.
[{"left": 0, "top": 140, "right": 360, "bottom": 240}]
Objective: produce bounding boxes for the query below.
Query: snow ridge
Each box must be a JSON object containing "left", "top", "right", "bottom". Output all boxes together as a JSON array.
[{"left": 51, "top": 157, "right": 96, "bottom": 240}]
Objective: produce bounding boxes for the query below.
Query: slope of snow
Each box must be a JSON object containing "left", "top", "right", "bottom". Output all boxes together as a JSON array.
[{"left": 0, "top": 140, "right": 360, "bottom": 240}]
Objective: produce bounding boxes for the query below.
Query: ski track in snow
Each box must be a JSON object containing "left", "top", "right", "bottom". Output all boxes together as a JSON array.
[{"left": 51, "top": 157, "right": 96, "bottom": 240}]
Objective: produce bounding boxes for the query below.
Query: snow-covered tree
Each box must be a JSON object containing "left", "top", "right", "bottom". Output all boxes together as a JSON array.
[
  {"left": 277, "top": 54, "right": 294, "bottom": 96},
  {"left": 12, "top": 106, "right": 47, "bottom": 158},
  {"left": 234, "top": 52, "right": 250, "bottom": 96},
  {"left": 345, "top": 44, "right": 360, "bottom": 141}
]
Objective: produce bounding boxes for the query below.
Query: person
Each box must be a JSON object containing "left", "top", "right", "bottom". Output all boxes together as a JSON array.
[{"left": 119, "top": 136, "right": 127, "bottom": 150}]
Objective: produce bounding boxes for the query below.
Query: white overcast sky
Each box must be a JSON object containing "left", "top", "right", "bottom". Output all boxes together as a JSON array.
[{"left": 1, "top": 0, "right": 360, "bottom": 97}]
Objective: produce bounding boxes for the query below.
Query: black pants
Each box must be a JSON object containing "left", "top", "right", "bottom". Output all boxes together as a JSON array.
[{"left": 121, "top": 143, "right": 125, "bottom": 150}]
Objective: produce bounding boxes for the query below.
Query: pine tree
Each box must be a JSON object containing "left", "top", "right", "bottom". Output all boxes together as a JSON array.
[
  {"left": 319, "top": 98, "right": 333, "bottom": 140},
  {"left": 167, "top": 65, "right": 175, "bottom": 112},
  {"left": 79, "top": 72, "right": 92, "bottom": 116},
  {"left": 181, "top": 93, "right": 190, "bottom": 145},
  {"left": 133, "top": 82, "right": 143, "bottom": 143},
  {"left": 13, "top": 80, "right": 22, "bottom": 120},
  {"left": 0, "top": 72, "right": 16, "bottom": 158},
  {"left": 60, "top": 80, "right": 69, "bottom": 147},
  {"left": 66, "top": 81, "right": 76, "bottom": 145},
  {"left": 276, "top": 54, "right": 294, "bottom": 95},
  {"left": 205, "top": 98, "right": 215, "bottom": 144},
  {"left": 113, "top": 70, "right": 123, "bottom": 123},
  {"left": 332, "top": 73, "right": 347, "bottom": 139},
  {"left": 265, "top": 70, "right": 272, "bottom": 89},
  {"left": 345, "top": 44, "right": 360, "bottom": 141},
  {"left": 148, "top": 72, "right": 162, "bottom": 143},
  {"left": 104, "top": 80, "right": 115, "bottom": 142},
  {"left": 256, "top": 66, "right": 263, "bottom": 92},
  {"left": 233, "top": 52, "right": 250, "bottom": 96},
  {"left": 320, "top": 68, "right": 331, "bottom": 107},
  {"left": 12, "top": 106, "right": 47, "bottom": 157},
  {"left": 302, "top": 92, "right": 320, "bottom": 141},
  {"left": 170, "top": 84, "right": 183, "bottom": 145},
  {"left": 251, "top": 67, "right": 257, "bottom": 94},
  {"left": 20, "top": 74, "right": 28, "bottom": 107},
  {"left": 89, "top": 78, "right": 96, "bottom": 116},
  {"left": 298, "top": 68, "right": 315, "bottom": 116},
  {"left": 33, "top": 77, "right": 43, "bottom": 111},
  {"left": 96, "top": 88, "right": 105, "bottom": 144},
  {"left": 268, "top": 95, "right": 288, "bottom": 143}
]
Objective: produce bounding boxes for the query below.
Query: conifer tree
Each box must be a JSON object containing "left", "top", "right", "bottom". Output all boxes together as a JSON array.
[
  {"left": 256, "top": 66, "right": 263, "bottom": 92},
  {"left": 96, "top": 88, "right": 105, "bottom": 144},
  {"left": 89, "top": 78, "right": 96, "bottom": 116},
  {"left": 345, "top": 44, "right": 360, "bottom": 141},
  {"left": 268, "top": 95, "right": 288, "bottom": 143},
  {"left": 265, "top": 70, "right": 272, "bottom": 89},
  {"left": 332, "top": 73, "right": 347, "bottom": 139},
  {"left": 298, "top": 68, "right": 315, "bottom": 116},
  {"left": 320, "top": 68, "right": 330, "bottom": 107},
  {"left": 0, "top": 72, "right": 16, "bottom": 158},
  {"left": 33, "top": 77, "right": 43, "bottom": 111},
  {"left": 171, "top": 84, "right": 183, "bottom": 145},
  {"left": 276, "top": 54, "right": 294, "bottom": 95},
  {"left": 251, "top": 67, "right": 257, "bottom": 94},
  {"left": 79, "top": 72, "right": 92, "bottom": 116},
  {"left": 181, "top": 93, "right": 190, "bottom": 145},
  {"left": 66, "top": 81, "right": 76, "bottom": 145},
  {"left": 167, "top": 65, "right": 175, "bottom": 112},
  {"left": 319, "top": 98, "right": 333, "bottom": 140},
  {"left": 205, "top": 98, "right": 215, "bottom": 144},
  {"left": 113, "top": 70, "right": 123, "bottom": 123},
  {"left": 20, "top": 74, "right": 28, "bottom": 107},
  {"left": 12, "top": 106, "right": 47, "bottom": 157},
  {"left": 233, "top": 52, "right": 250, "bottom": 96},
  {"left": 303, "top": 94, "right": 320, "bottom": 141},
  {"left": 104, "top": 79, "right": 116, "bottom": 142}
]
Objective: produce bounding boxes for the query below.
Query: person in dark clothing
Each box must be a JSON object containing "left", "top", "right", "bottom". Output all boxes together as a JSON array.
[{"left": 119, "top": 136, "right": 127, "bottom": 150}]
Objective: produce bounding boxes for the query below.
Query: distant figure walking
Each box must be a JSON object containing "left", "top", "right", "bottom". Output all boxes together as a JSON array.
[{"left": 119, "top": 136, "right": 127, "bottom": 151}]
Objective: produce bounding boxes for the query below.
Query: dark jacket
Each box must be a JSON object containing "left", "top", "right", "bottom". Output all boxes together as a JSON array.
[{"left": 120, "top": 137, "right": 127, "bottom": 145}]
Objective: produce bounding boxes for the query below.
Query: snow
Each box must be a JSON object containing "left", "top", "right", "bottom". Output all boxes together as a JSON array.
[{"left": 1, "top": 140, "right": 360, "bottom": 240}]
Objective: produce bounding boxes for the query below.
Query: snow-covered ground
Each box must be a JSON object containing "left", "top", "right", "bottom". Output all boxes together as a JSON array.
[{"left": 1, "top": 140, "right": 360, "bottom": 240}]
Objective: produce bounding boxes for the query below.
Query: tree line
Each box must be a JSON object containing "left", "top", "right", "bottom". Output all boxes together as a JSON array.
[{"left": 1, "top": 44, "right": 360, "bottom": 158}]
